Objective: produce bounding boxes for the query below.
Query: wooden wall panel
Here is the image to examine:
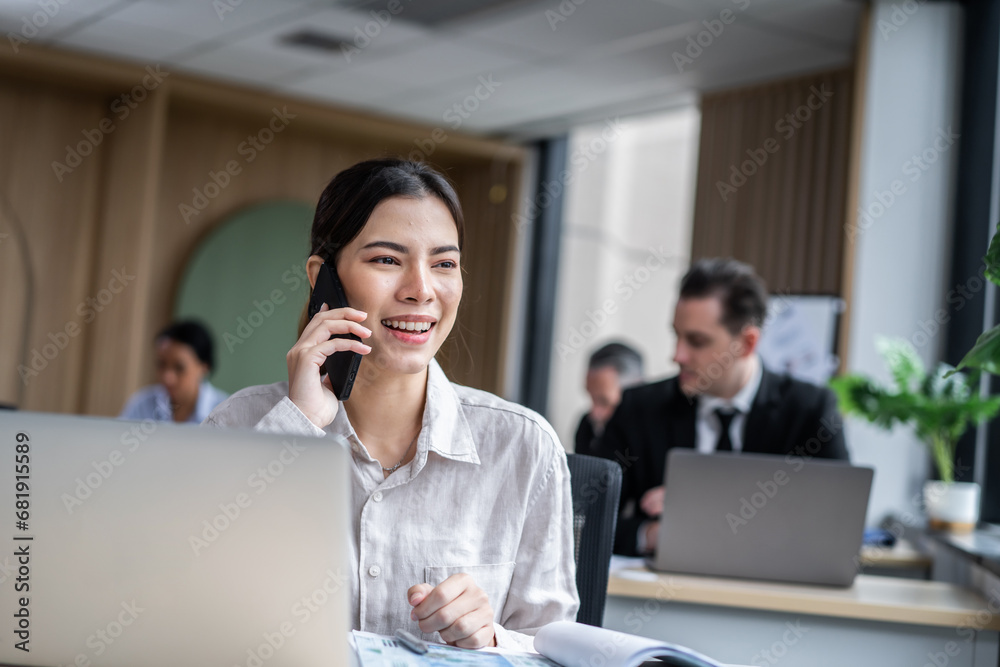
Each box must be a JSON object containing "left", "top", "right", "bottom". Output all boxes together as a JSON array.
[
  {"left": 0, "top": 81, "right": 106, "bottom": 413},
  {"left": 691, "top": 69, "right": 854, "bottom": 295},
  {"left": 81, "top": 87, "right": 169, "bottom": 416},
  {"left": 439, "top": 158, "right": 519, "bottom": 391},
  {"left": 0, "top": 43, "right": 524, "bottom": 415}
]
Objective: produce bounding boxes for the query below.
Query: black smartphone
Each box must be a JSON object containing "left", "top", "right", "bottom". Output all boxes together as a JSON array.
[{"left": 307, "top": 262, "right": 363, "bottom": 400}]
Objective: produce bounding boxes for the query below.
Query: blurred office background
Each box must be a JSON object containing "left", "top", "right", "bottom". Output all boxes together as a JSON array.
[{"left": 0, "top": 0, "right": 995, "bottom": 529}]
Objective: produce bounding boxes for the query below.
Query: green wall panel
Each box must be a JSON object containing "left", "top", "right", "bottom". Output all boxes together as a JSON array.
[{"left": 174, "top": 201, "right": 314, "bottom": 394}]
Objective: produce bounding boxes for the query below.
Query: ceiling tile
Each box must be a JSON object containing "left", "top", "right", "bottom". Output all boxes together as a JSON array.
[
  {"left": 0, "top": 0, "right": 124, "bottom": 42},
  {"left": 110, "top": 0, "right": 321, "bottom": 41},
  {"left": 210, "top": 5, "right": 431, "bottom": 80},
  {"left": 3, "top": 0, "right": 862, "bottom": 136},
  {"left": 54, "top": 16, "right": 205, "bottom": 63},
  {"left": 454, "top": 0, "right": 698, "bottom": 58}
]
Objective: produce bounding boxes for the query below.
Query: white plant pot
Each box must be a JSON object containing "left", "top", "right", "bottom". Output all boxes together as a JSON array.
[{"left": 923, "top": 481, "right": 980, "bottom": 533}]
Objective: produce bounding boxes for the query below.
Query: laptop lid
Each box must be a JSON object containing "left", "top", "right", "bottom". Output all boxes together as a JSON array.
[
  {"left": 0, "top": 411, "right": 350, "bottom": 667},
  {"left": 652, "top": 449, "right": 873, "bottom": 587}
]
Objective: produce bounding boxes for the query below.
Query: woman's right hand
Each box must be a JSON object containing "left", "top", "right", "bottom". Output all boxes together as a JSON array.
[{"left": 286, "top": 304, "right": 372, "bottom": 429}]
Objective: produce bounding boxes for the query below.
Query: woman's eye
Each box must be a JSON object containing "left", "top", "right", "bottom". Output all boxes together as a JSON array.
[
  {"left": 436, "top": 260, "right": 458, "bottom": 269},
  {"left": 372, "top": 257, "right": 398, "bottom": 265}
]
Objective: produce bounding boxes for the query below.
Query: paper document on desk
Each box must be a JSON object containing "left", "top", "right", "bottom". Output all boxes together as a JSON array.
[
  {"left": 353, "top": 623, "right": 725, "bottom": 667},
  {"left": 352, "top": 631, "right": 558, "bottom": 666},
  {"left": 534, "top": 622, "right": 725, "bottom": 667}
]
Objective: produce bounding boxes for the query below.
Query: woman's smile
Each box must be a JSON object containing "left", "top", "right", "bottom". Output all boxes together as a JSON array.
[{"left": 380, "top": 316, "right": 437, "bottom": 344}]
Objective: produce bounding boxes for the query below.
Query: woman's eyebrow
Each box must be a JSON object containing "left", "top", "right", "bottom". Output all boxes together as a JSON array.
[
  {"left": 362, "top": 241, "right": 407, "bottom": 253},
  {"left": 361, "top": 241, "right": 460, "bottom": 255}
]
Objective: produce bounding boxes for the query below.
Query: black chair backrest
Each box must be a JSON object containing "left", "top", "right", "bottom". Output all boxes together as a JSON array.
[{"left": 566, "top": 453, "right": 621, "bottom": 627}]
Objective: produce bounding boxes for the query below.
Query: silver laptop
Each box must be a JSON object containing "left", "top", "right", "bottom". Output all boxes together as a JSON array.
[
  {"left": 0, "top": 411, "right": 350, "bottom": 667},
  {"left": 650, "top": 449, "right": 874, "bottom": 587}
]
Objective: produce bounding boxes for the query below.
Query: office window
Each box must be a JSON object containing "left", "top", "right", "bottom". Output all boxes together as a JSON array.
[{"left": 547, "top": 107, "right": 700, "bottom": 449}]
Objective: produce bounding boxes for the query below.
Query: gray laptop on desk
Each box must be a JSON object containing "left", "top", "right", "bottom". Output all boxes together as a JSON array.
[
  {"left": 0, "top": 411, "right": 350, "bottom": 667},
  {"left": 650, "top": 449, "right": 874, "bottom": 587}
]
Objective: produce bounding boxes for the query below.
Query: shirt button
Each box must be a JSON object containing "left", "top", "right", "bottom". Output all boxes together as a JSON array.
[
  {"left": 368, "top": 565, "right": 381, "bottom": 578},
  {"left": 373, "top": 491, "right": 383, "bottom": 502}
]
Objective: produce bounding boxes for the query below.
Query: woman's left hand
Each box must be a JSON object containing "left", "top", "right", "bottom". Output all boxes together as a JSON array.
[{"left": 407, "top": 574, "right": 496, "bottom": 649}]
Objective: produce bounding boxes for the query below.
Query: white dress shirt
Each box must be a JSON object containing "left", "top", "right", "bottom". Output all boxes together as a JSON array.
[
  {"left": 695, "top": 355, "right": 764, "bottom": 454},
  {"left": 119, "top": 380, "right": 229, "bottom": 423},
  {"left": 203, "top": 359, "right": 578, "bottom": 651}
]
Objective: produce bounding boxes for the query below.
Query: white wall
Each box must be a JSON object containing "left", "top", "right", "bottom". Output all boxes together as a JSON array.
[
  {"left": 547, "top": 107, "right": 701, "bottom": 450},
  {"left": 847, "top": 1, "right": 964, "bottom": 526}
]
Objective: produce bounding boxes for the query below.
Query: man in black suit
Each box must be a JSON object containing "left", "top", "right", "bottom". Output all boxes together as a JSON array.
[{"left": 597, "top": 258, "right": 849, "bottom": 556}]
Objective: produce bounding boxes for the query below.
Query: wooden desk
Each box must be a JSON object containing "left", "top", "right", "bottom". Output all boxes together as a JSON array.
[
  {"left": 859, "top": 538, "right": 935, "bottom": 579},
  {"left": 605, "top": 568, "right": 999, "bottom": 667}
]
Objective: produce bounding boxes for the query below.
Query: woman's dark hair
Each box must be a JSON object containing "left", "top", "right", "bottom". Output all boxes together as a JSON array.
[
  {"left": 679, "top": 258, "right": 769, "bottom": 335},
  {"left": 156, "top": 320, "right": 215, "bottom": 373},
  {"left": 309, "top": 158, "right": 464, "bottom": 264}
]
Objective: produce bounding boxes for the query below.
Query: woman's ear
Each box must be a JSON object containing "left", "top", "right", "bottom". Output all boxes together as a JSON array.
[{"left": 306, "top": 255, "right": 325, "bottom": 290}]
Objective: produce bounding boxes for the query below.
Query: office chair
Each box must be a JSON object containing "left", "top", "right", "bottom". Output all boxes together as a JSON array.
[{"left": 566, "top": 453, "right": 621, "bottom": 627}]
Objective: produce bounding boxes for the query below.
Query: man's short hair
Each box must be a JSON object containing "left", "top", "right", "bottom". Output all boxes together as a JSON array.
[
  {"left": 588, "top": 342, "right": 644, "bottom": 386},
  {"left": 679, "top": 258, "right": 768, "bottom": 335}
]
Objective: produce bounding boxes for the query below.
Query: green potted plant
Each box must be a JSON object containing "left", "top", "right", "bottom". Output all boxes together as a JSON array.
[
  {"left": 953, "top": 222, "right": 1000, "bottom": 375},
  {"left": 830, "top": 338, "right": 1000, "bottom": 531}
]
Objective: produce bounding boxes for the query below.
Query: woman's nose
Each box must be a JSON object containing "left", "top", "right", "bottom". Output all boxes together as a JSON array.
[{"left": 400, "top": 264, "right": 433, "bottom": 303}]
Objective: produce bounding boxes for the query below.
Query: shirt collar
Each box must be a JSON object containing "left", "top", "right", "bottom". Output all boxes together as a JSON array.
[
  {"left": 152, "top": 385, "right": 173, "bottom": 421},
  {"left": 194, "top": 380, "right": 219, "bottom": 423},
  {"left": 697, "top": 355, "right": 763, "bottom": 418},
  {"left": 326, "top": 358, "right": 480, "bottom": 466}
]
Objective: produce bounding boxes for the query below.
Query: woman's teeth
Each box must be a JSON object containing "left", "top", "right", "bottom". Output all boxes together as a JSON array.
[{"left": 381, "top": 320, "right": 433, "bottom": 333}]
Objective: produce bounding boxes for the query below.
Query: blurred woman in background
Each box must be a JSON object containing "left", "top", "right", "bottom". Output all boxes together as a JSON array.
[{"left": 119, "top": 320, "right": 229, "bottom": 423}]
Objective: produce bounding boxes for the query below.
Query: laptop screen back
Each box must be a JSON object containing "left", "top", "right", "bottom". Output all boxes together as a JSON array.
[
  {"left": 0, "top": 411, "right": 350, "bottom": 667},
  {"left": 653, "top": 450, "right": 873, "bottom": 587}
]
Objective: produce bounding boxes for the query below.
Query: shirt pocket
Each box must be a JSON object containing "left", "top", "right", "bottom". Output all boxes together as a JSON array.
[{"left": 424, "top": 561, "right": 516, "bottom": 624}]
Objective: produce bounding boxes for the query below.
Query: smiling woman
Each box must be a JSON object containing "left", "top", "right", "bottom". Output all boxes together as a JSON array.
[{"left": 203, "top": 158, "right": 579, "bottom": 651}]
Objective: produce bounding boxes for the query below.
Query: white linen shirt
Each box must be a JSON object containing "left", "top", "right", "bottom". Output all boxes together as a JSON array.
[{"left": 203, "top": 359, "right": 579, "bottom": 651}]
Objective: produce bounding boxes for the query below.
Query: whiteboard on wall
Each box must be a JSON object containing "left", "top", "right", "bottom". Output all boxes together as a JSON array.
[{"left": 757, "top": 294, "right": 844, "bottom": 385}]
